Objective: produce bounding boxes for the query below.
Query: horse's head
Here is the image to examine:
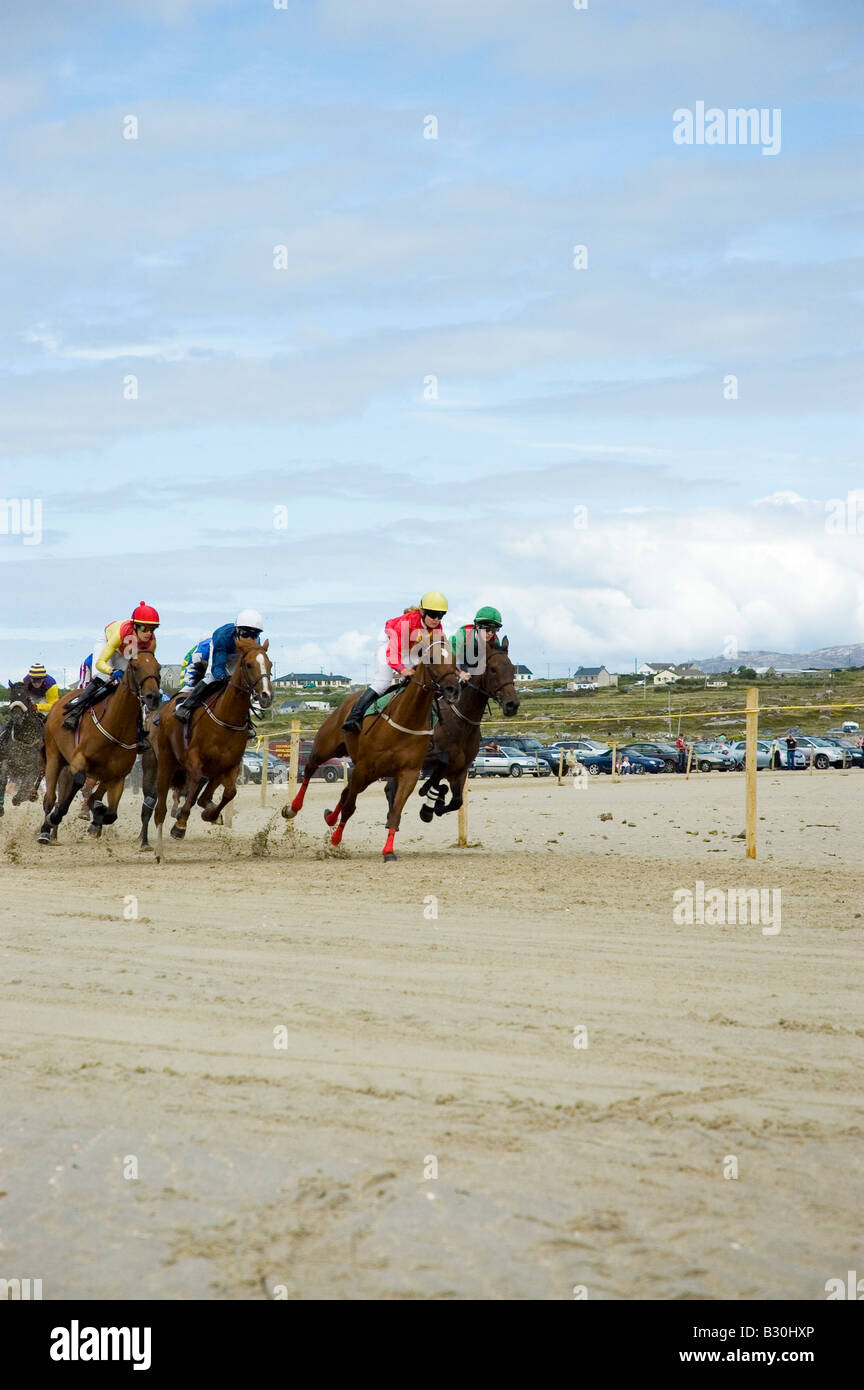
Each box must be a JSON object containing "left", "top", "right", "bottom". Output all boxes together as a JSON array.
[
  {"left": 482, "top": 637, "right": 520, "bottom": 717},
  {"left": 419, "top": 633, "right": 461, "bottom": 705},
  {"left": 236, "top": 639, "right": 273, "bottom": 710},
  {"left": 6, "top": 680, "right": 32, "bottom": 727},
  {"left": 127, "top": 650, "right": 162, "bottom": 712}
]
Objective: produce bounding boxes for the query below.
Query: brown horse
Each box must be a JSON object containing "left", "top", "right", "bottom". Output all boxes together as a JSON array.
[
  {"left": 282, "top": 634, "right": 461, "bottom": 860},
  {"left": 38, "top": 652, "right": 162, "bottom": 844},
  {"left": 153, "top": 640, "right": 272, "bottom": 862},
  {"left": 385, "top": 637, "right": 520, "bottom": 824}
]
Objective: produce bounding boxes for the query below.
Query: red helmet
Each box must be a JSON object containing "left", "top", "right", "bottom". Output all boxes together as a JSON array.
[{"left": 131, "top": 600, "right": 160, "bottom": 627}]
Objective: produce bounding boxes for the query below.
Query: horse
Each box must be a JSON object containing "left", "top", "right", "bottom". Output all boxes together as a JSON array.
[
  {"left": 385, "top": 637, "right": 520, "bottom": 825},
  {"left": 152, "top": 640, "right": 273, "bottom": 862},
  {"left": 37, "top": 652, "right": 162, "bottom": 844},
  {"left": 0, "top": 681, "right": 45, "bottom": 815},
  {"left": 282, "top": 634, "right": 461, "bottom": 860}
]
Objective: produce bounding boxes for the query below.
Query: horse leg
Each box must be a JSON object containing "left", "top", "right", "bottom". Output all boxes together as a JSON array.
[
  {"left": 0, "top": 757, "right": 7, "bottom": 816},
  {"left": 78, "top": 777, "right": 98, "bottom": 820},
  {"left": 441, "top": 767, "right": 468, "bottom": 815},
  {"left": 153, "top": 755, "right": 176, "bottom": 865},
  {"left": 202, "top": 769, "right": 239, "bottom": 824},
  {"left": 139, "top": 748, "right": 157, "bottom": 850},
  {"left": 382, "top": 767, "right": 422, "bottom": 861},
  {"left": 39, "top": 761, "right": 86, "bottom": 843},
  {"left": 283, "top": 711, "right": 344, "bottom": 820},
  {"left": 173, "top": 760, "right": 205, "bottom": 838},
  {"left": 196, "top": 777, "right": 219, "bottom": 812},
  {"left": 89, "top": 777, "right": 124, "bottom": 837},
  {"left": 326, "top": 769, "right": 370, "bottom": 847},
  {"left": 38, "top": 740, "right": 67, "bottom": 842}
]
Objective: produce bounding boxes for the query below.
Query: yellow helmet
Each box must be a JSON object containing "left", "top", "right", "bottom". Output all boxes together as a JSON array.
[{"left": 420, "top": 591, "right": 448, "bottom": 614}]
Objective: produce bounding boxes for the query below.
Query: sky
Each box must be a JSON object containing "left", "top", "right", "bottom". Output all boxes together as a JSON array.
[{"left": 0, "top": 0, "right": 862, "bottom": 683}]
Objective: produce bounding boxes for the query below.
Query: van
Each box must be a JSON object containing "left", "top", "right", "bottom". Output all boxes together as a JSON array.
[{"left": 842, "top": 721, "right": 860, "bottom": 733}]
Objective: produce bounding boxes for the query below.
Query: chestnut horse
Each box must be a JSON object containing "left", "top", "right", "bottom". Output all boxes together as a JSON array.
[
  {"left": 282, "top": 634, "right": 461, "bottom": 860},
  {"left": 38, "top": 652, "right": 162, "bottom": 844},
  {"left": 153, "top": 640, "right": 272, "bottom": 862},
  {"left": 385, "top": 637, "right": 520, "bottom": 825}
]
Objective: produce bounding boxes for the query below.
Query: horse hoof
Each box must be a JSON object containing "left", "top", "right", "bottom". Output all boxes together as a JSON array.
[
  {"left": 0, "top": 806, "right": 4, "bottom": 818},
  {"left": 138, "top": 844, "right": 153, "bottom": 853},
  {"left": 281, "top": 805, "right": 296, "bottom": 820},
  {"left": 87, "top": 826, "right": 102, "bottom": 838},
  {"left": 383, "top": 852, "right": 398, "bottom": 862},
  {"left": 170, "top": 826, "right": 186, "bottom": 839},
  {"left": 419, "top": 805, "right": 434, "bottom": 823},
  {"left": 37, "top": 831, "right": 51, "bottom": 845}
]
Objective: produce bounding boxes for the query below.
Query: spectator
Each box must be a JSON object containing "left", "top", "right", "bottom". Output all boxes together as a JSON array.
[
  {"left": 621, "top": 754, "right": 631, "bottom": 775},
  {"left": 785, "top": 732, "right": 797, "bottom": 770},
  {"left": 565, "top": 748, "right": 578, "bottom": 775},
  {"left": 675, "top": 734, "right": 687, "bottom": 773}
]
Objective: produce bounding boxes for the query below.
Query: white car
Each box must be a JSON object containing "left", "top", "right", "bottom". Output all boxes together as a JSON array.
[{"left": 469, "top": 747, "right": 551, "bottom": 778}]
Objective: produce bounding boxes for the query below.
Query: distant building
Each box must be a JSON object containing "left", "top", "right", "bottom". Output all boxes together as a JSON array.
[
  {"left": 674, "top": 662, "right": 704, "bottom": 679},
  {"left": 568, "top": 665, "right": 618, "bottom": 689},
  {"left": 160, "top": 664, "right": 185, "bottom": 693},
  {"left": 649, "top": 666, "right": 679, "bottom": 686},
  {"left": 513, "top": 665, "right": 533, "bottom": 682},
  {"left": 274, "top": 672, "right": 351, "bottom": 689}
]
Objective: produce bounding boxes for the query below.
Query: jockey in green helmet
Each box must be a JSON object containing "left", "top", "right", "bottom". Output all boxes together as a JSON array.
[{"left": 450, "top": 605, "right": 503, "bottom": 672}]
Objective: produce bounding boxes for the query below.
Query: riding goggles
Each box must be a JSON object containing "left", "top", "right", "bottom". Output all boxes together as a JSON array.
[
  {"left": 236, "top": 626, "right": 262, "bottom": 640},
  {"left": 421, "top": 609, "right": 446, "bottom": 621}
]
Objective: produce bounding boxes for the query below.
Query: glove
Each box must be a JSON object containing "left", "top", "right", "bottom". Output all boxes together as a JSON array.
[{"left": 111, "top": 669, "right": 124, "bottom": 683}]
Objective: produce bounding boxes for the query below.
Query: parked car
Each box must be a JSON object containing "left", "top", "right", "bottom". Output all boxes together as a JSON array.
[
  {"left": 793, "top": 736, "right": 844, "bottom": 769},
  {"left": 575, "top": 750, "right": 664, "bottom": 776},
  {"left": 690, "top": 741, "right": 739, "bottom": 772},
  {"left": 546, "top": 738, "right": 610, "bottom": 757},
  {"left": 728, "top": 739, "right": 772, "bottom": 770},
  {"left": 297, "top": 738, "right": 351, "bottom": 783},
  {"left": 488, "top": 735, "right": 558, "bottom": 772},
  {"left": 618, "top": 740, "right": 681, "bottom": 773},
  {"left": 241, "top": 752, "right": 290, "bottom": 785},
  {"left": 469, "top": 747, "right": 551, "bottom": 778},
  {"left": 821, "top": 737, "right": 864, "bottom": 767}
]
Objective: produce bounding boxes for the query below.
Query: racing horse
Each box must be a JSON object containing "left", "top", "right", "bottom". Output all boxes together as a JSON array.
[
  {"left": 153, "top": 640, "right": 272, "bottom": 862},
  {"left": 282, "top": 633, "right": 461, "bottom": 860},
  {"left": 384, "top": 637, "right": 520, "bottom": 825},
  {"left": 37, "top": 652, "right": 162, "bottom": 843},
  {"left": 0, "top": 681, "right": 45, "bottom": 815}
]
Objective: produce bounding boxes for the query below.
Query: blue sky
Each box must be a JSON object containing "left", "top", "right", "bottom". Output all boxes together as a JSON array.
[{"left": 1, "top": 0, "right": 862, "bottom": 682}]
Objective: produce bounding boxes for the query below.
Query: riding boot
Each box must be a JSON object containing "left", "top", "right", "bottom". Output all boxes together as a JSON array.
[
  {"left": 175, "top": 678, "right": 221, "bottom": 723},
  {"left": 62, "top": 679, "right": 109, "bottom": 730},
  {"left": 341, "top": 686, "right": 378, "bottom": 734}
]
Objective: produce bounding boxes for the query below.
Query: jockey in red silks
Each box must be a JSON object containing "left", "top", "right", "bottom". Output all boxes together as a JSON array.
[
  {"left": 341, "top": 591, "right": 460, "bottom": 733},
  {"left": 62, "top": 601, "right": 160, "bottom": 751}
]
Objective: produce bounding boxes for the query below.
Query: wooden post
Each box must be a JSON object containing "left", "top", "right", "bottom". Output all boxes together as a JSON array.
[
  {"left": 557, "top": 749, "right": 564, "bottom": 785},
  {"left": 288, "top": 719, "right": 300, "bottom": 801},
  {"left": 809, "top": 742, "right": 814, "bottom": 775},
  {"left": 685, "top": 742, "right": 693, "bottom": 779},
  {"left": 745, "top": 685, "right": 758, "bottom": 860},
  {"left": 260, "top": 733, "right": 269, "bottom": 806},
  {"left": 611, "top": 742, "right": 617, "bottom": 783},
  {"left": 457, "top": 780, "right": 468, "bottom": 847}
]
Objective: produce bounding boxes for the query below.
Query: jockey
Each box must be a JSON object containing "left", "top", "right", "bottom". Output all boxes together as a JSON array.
[
  {"left": 62, "top": 601, "right": 160, "bottom": 752},
  {"left": 342, "top": 591, "right": 464, "bottom": 733},
  {"left": 450, "top": 605, "right": 503, "bottom": 672},
  {"left": 23, "top": 662, "right": 60, "bottom": 715},
  {"left": 180, "top": 637, "right": 212, "bottom": 692},
  {"left": 174, "top": 610, "right": 264, "bottom": 730}
]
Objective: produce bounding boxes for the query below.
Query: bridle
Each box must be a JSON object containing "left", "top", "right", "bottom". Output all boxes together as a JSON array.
[
  {"left": 449, "top": 661, "right": 515, "bottom": 726},
  {"left": 202, "top": 649, "right": 272, "bottom": 733}
]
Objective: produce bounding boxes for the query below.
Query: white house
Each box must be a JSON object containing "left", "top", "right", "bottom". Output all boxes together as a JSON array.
[
  {"left": 513, "top": 665, "right": 533, "bottom": 682},
  {"left": 569, "top": 665, "right": 618, "bottom": 688}
]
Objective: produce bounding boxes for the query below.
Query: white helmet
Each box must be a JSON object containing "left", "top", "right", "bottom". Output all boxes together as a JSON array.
[{"left": 235, "top": 609, "right": 264, "bottom": 633}]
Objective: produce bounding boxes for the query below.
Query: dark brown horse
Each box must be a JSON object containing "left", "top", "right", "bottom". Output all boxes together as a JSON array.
[
  {"left": 153, "top": 640, "right": 272, "bottom": 862},
  {"left": 38, "top": 653, "right": 162, "bottom": 843},
  {"left": 282, "top": 634, "right": 460, "bottom": 860},
  {"left": 385, "top": 637, "right": 520, "bottom": 824},
  {"left": 0, "top": 681, "right": 45, "bottom": 815}
]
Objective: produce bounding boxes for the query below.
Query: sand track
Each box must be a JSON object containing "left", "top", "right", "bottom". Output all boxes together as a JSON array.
[{"left": 1, "top": 772, "right": 861, "bottom": 1299}]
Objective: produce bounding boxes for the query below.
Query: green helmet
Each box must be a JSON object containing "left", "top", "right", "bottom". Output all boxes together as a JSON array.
[{"left": 474, "top": 605, "right": 502, "bottom": 627}]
